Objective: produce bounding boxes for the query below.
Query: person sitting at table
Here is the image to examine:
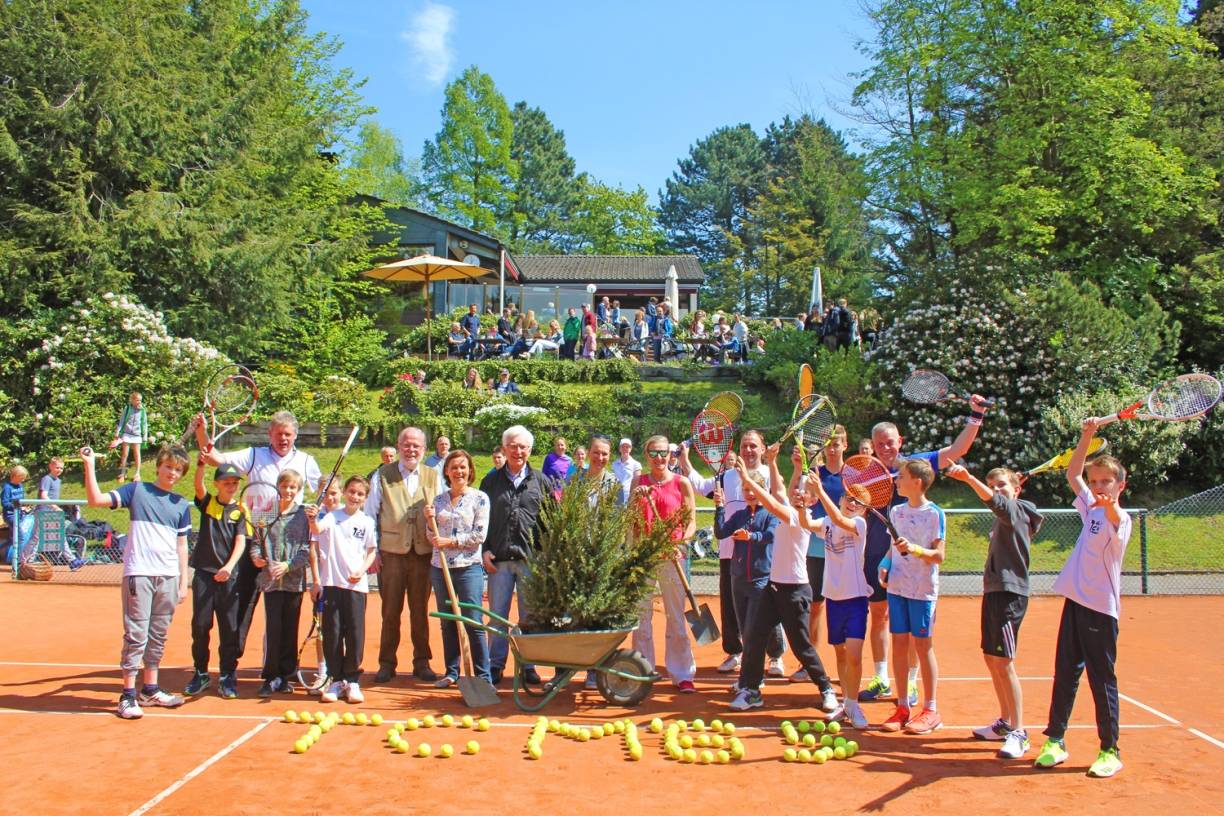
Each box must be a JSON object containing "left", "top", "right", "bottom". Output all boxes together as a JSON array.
[
  {"left": 479, "top": 324, "right": 508, "bottom": 358},
  {"left": 527, "top": 320, "right": 563, "bottom": 357},
  {"left": 447, "top": 322, "right": 469, "bottom": 358}
]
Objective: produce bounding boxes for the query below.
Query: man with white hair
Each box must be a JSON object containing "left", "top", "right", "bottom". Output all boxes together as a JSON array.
[
  {"left": 611, "top": 438, "right": 641, "bottom": 507},
  {"left": 365, "top": 426, "right": 440, "bottom": 683},
  {"left": 479, "top": 425, "right": 550, "bottom": 686}
]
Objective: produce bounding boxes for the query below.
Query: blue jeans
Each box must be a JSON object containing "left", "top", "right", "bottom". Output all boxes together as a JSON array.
[
  {"left": 430, "top": 564, "right": 491, "bottom": 682},
  {"left": 486, "top": 559, "right": 532, "bottom": 671},
  {"left": 730, "top": 571, "right": 784, "bottom": 660}
]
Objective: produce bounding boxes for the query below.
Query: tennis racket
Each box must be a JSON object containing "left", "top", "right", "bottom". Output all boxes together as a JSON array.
[
  {"left": 777, "top": 395, "right": 838, "bottom": 466},
  {"left": 797, "top": 363, "right": 815, "bottom": 400},
  {"left": 704, "top": 391, "right": 744, "bottom": 426},
  {"left": 841, "top": 454, "right": 899, "bottom": 543},
  {"left": 315, "top": 426, "right": 359, "bottom": 507},
  {"left": 1096, "top": 373, "right": 1221, "bottom": 426},
  {"left": 295, "top": 598, "right": 328, "bottom": 694},
  {"left": 1021, "top": 438, "right": 1108, "bottom": 483},
  {"left": 690, "top": 409, "right": 734, "bottom": 475},
  {"left": 178, "top": 364, "right": 258, "bottom": 450},
  {"left": 902, "top": 369, "right": 995, "bottom": 407},
  {"left": 240, "top": 481, "right": 282, "bottom": 568}
]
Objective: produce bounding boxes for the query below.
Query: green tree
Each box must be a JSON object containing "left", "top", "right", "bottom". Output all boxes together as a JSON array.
[
  {"left": 569, "top": 177, "right": 666, "bottom": 255},
  {"left": 419, "top": 65, "right": 517, "bottom": 235},
  {"left": 346, "top": 121, "right": 418, "bottom": 206},
  {"left": 507, "top": 102, "right": 580, "bottom": 252}
]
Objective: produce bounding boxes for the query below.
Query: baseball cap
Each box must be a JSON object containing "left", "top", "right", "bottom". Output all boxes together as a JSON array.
[
  {"left": 214, "top": 463, "right": 243, "bottom": 480},
  {"left": 619, "top": 438, "right": 632, "bottom": 448}
]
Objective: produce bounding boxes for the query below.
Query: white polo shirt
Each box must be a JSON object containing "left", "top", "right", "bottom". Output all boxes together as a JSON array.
[{"left": 1052, "top": 488, "right": 1132, "bottom": 619}]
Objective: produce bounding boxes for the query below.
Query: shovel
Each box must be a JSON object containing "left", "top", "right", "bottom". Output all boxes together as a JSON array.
[
  {"left": 673, "top": 560, "right": 720, "bottom": 646},
  {"left": 433, "top": 517, "right": 500, "bottom": 708}
]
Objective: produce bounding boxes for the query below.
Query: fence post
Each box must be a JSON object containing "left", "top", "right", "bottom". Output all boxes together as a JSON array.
[{"left": 1140, "top": 512, "right": 1149, "bottom": 595}]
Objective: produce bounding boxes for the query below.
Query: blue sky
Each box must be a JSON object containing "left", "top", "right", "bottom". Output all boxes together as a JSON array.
[{"left": 300, "top": 0, "right": 875, "bottom": 197}]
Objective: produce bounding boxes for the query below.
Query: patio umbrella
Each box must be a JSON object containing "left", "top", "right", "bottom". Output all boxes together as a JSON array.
[
  {"left": 363, "top": 254, "right": 491, "bottom": 359},
  {"left": 665, "top": 264, "right": 680, "bottom": 314}
]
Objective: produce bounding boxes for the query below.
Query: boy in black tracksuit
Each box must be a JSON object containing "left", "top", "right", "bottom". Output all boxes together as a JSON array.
[{"left": 186, "top": 463, "right": 252, "bottom": 699}]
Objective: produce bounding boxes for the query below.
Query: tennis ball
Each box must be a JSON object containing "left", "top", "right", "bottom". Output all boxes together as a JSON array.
[
  {"left": 797, "top": 720, "right": 811, "bottom": 734},
  {"left": 675, "top": 720, "right": 687, "bottom": 732},
  {"left": 460, "top": 714, "right": 474, "bottom": 728},
  {"left": 395, "top": 741, "right": 410, "bottom": 754},
  {"left": 729, "top": 740, "right": 745, "bottom": 760},
  {"left": 798, "top": 748, "right": 812, "bottom": 763},
  {"left": 699, "top": 750, "right": 714, "bottom": 765},
  {"left": 417, "top": 743, "right": 432, "bottom": 757},
  {"left": 319, "top": 720, "right": 333, "bottom": 734},
  {"left": 667, "top": 744, "right": 684, "bottom": 760},
  {"left": 649, "top": 717, "right": 664, "bottom": 733},
  {"left": 308, "top": 725, "right": 322, "bottom": 738},
  {"left": 780, "top": 720, "right": 793, "bottom": 731},
  {"left": 784, "top": 731, "right": 799, "bottom": 745},
  {"left": 697, "top": 733, "right": 712, "bottom": 747},
  {"left": 603, "top": 722, "right": 615, "bottom": 736},
  {"left": 820, "top": 747, "right": 835, "bottom": 762},
  {"left": 811, "top": 720, "right": 826, "bottom": 734},
  {"left": 578, "top": 729, "right": 590, "bottom": 742},
  {"left": 783, "top": 748, "right": 798, "bottom": 763},
  {"left": 548, "top": 719, "right": 561, "bottom": 732},
  {"left": 629, "top": 744, "right": 643, "bottom": 761},
  {"left": 439, "top": 744, "right": 454, "bottom": 758},
  {"left": 711, "top": 734, "right": 725, "bottom": 749},
  {"left": 465, "top": 740, "right": 480, "bottom": 755},
  {"left": 833, "top": 746, "right": 848, "bottom": 760},
  {"left": 341, "top": 712, "right": 355, "bottom": 725},
  {"left": 422, "top": 715, "right": 436, "bottom": 728},
  {"left": 820, "top": 734, "right": 834, "bottom": 748},
  {"left": 802, "top": 734, "right": 817, "bottom": 749},
  {"left": 284, "top": 710, "right": 299, "bottom": 723},
  {"left": 404, "top": 718, "right": 420, "bottom": 731},
  {"left": 827, "top": 721, "right": 841, "bottom": 735},
  {"left": 679, "top": 735, "right": 694, "bottom": 749},
  {"left": 476, "top": 718, "right": 490, "bottom": 732},
  {"left": 834, "top": 736, "right": 847, "bottom": 748},
  {"left": 590, "top": 727, "right": 604, "bottom": 740},
  {"left": 812, "top": 749, "right": 828, "bottom": 765},
  {"left": 355, "top": 713, "right": 369, "bottom": 726},
  {"left": 528, "top": 742, "right": 543, "bottom": 760},
  {"left": 682, "top": 748, "right": 697, "bottom": 764},
  {"left": 846, "top": 740, "right": 859, "bottom": 755},
  {"left": 710, "top": 718, "right": 723, "bottom": 731},
  {"left": 723, "top": 722, "right": 736, "bottom": 736},
  {"left": 387, "top": 728, "right": 399, "bottom": 742},
  {"left": 314, "top": 711, "right": 327, "bottom": 724},
  {"left": 293, "top": 739, "right": 309, "bottom": 753},
  {"left": 441, "top": 714, "right": 455, "bottom": 727}
]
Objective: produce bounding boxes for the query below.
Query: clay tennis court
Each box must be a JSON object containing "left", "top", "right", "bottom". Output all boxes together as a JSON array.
[{"left": 2, "top": 585, "right": 1221, "bottom": 815}]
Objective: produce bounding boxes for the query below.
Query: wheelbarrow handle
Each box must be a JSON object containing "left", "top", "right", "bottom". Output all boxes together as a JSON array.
[
  {"left": 459, "top": 601, "right": 515, "bottom": 628},
  {"left": 428, "top": 610, "right": 498, "bottom": 635}
]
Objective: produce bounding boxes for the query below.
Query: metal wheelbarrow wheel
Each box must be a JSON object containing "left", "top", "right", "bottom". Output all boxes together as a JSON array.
[{"left": 595, "top": 649, "right": 654, "bottom": 707}]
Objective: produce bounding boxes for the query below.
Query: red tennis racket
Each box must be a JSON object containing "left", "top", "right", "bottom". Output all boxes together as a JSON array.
[
  {"left": 1097, "top": 373, "right": 1221, "bottom": 426},
  {"left": 690, "top": 408, "right": 734, "bottom": 475},
  {"left": 841, "top": 453, "right": 899, "bottom": 542}
]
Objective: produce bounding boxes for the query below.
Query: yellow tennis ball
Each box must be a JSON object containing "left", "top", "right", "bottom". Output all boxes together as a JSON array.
[
  {"left": 293, "top": 739, "right": 309, "bottom": 754},
  {"left": 404, "top": 718, "right": 419, "bottom": 731},
  {"left": 692, "top": 718, "right": 706, "bottom": 732},
  {"left": 711, "top": 734, "right": 725, "bottom": 749},
  {"left": 476, "top": 718, "right": 490, "bottom": 732},
  {"left": 667, "top": 744, "right": 683, "bottom": 760},
  {"left": 730, "top": 742, "right": 745, "bottom": 760},
  {"left": 675, "top": 720, "right": 687, "bottom": 732},
  {"left": 812, "top": 748, "right": 828, "bottom": 765},
  {"left": 802, "top": 734, "right": 817, "bottom": 748},
  {"left": 709, "top": 718, "right": 723, "bottom": 732},
  {"left": 834, "top": 736, "right": 847, "bottom": 748},
  {"left": 820, "top": 734, "right": 834, "bottom": 748},
  {"left": 370, "top": 713, "right": 383, "bottom": 726},
  {"left": 602, "top": 722, "right": 615, "bottom": 736},
  {"left": 528, "top": 742, "right": 543, "bottom": 760},
  {"left": 422, "top": 715, "right": 436, "bottom": 728},
  {"left": 682, "top": 748, "right": 697, "bottom": 764},
  {"left": 834, "top": 746, "right": 848, "bottom": 760},
  {"left": 723, "top": 722, "right": 736, "bottom": 736},
  {"left": 679, "top": 735, "right": 694, "bottom": 749},
  {"left": 548, "top": 719, "right": 561, "bottom": 732},
  {"left": 783, "top": 747, "right": 798, "bottom": 762},
  {"left": 461, "top": 714, "right": 474, "bottom": 728},
  {"left": 590, "top": 727, "right": 604, "bottom": 740},
  {"left": 314, "top": 711, "right": 327, "bottom": 724},
  {"left": 439, "top": 744, "right": 454, "bottom": 758},
  {"left": 577, "top": 729, "right": 590, "bottom": 742},
  {"left": 846, "top": 740, "right": 859, "bottom": 756},
  {"left": 827, "top": 721, "right": 841, "bottom": 735},
  {"left": 341, "top": 713, "right": 356, "bottom": 725},
  {"left": 355, "top": 713, "right": 369, "bottom": 726},
  {"left": 319, "top": 720, "right": 333, "bottom": 734},
  {"left": 308, "top": 725, "right": 322, "bottom": 739},
  {"left": 629, "top": 744, "right": 643, "bottom": 761},
  {"left": 417, "top": 743, "right": 432, "bottom": 757},
  {"left": 466, "top": 740, "right": 480, "bottom": 755},
  {"left": 649, "top": 717, "right": 664, "bottom": 733},
  {"left": 697, "top": 733, "right": 712, "bottom": 747},
  {"left": 811, "top": 720, "right": 826, "bottom": 734},
  {"left": 699, "top": 750, "right": 714, "bottom": 765},
  {"left": 716, "top": 749, "right": 730, "bottom": 764},
  {"left": 284, "top": 710, "right": 299, "bottom": 723},
  {"left": 798, "top": 748, "right": 812, "bottom": 763},
  {"left": 785, "top": 731, "right": 799, "bottom": 745},
  {"left": 395, "top": 741, "right": 410, "bottom": 754},
  {"left": 441, "top": 714, "right": 455, "bottom": 727}
]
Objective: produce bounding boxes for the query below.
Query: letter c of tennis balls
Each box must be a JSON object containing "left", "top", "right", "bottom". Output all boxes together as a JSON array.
[
  {"left": 466, "top": 740, "right": 480, "bottom": 755},
  {"left": 417, "top": 743, "right": 432, "bottom": 757}
]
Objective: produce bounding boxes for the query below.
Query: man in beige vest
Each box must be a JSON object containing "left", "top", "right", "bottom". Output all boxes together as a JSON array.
[{"left": 365, "top": 426, "right": 440, "bottom": 683}]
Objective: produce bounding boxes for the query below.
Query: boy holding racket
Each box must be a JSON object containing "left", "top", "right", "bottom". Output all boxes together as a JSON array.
[
  {"left": 251, "top": 469, "right": 313, "bottom": 697},
  {"left": 878, "top": 459, "right": 946, "bottom": 735},
  {"left": 309, "top": 475, "right": 378, "bottom": 704},
  {"left": 946, "top": 461, "right": 1043, "bottom": 759},
  {"left": 1035, "top": 418, "right": 1131, "bottom": 778},
  {"left": 185, "top": 461, "right": 252, "bottom": 699},
  {"left": 804, "top": 476, "right": 872, "bottom": 729},
  {"left": 80, "top": 444, "right": 192, "bottom": 720}
]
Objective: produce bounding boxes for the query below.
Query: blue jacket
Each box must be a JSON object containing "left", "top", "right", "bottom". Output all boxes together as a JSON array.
[{"left": 714, "top": 504, "right": 778, "bottom": 582}]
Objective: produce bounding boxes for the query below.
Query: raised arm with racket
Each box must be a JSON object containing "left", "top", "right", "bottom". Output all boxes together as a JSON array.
[
  {"left": 1021, "top": 438, "right": 1107, "bottom": 484},
  {"left": 179, "top": 364, "right": 258, "bottom": 451},
  {"left": 776, "top": 394, "right": 838, "bottom": 476},
  {"left": 840, "top": 453, "right": 900, "bottom": 544},
  {"left": 1095, "top": 373, "right": 1221, "bottom": 426},
  {"left": 902, "top": 369, "right": 995, "bottom": 408}
]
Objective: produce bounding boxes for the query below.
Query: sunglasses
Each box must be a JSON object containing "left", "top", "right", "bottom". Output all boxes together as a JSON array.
[{"left": 646, "top": 450, "right": 670, "bottom": 459}]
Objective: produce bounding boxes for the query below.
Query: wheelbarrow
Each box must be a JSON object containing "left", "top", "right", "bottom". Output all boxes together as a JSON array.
[{"left": 431, "top": 602, "right": 659, "bottom": 713}]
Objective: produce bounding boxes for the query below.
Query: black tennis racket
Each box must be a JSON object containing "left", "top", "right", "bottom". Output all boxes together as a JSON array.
[{"left": 179, "top": 364, "right": 258, "bottom": 450}]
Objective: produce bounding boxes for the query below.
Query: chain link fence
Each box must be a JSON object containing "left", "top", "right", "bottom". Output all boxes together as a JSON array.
[{"left": 7, "top": 488, "right": 1223, "bottom": 594}]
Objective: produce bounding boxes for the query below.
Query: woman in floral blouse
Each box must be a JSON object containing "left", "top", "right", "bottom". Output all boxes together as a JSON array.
[{"left": 424, "top": 449, "right": 492, "bottom": 688}]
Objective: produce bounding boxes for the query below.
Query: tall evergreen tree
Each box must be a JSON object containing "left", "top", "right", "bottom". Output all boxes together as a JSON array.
[{"left": 507, "top": 102, "right": 580, "bottom": 252}]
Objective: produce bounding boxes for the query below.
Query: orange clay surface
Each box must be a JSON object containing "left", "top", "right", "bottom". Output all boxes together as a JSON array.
[{"left": 1, "top": 584, "right": 1222, "bottom": 815}]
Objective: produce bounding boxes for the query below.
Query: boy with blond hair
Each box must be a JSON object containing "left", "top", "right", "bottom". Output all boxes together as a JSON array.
[
  {"left": 878, "top": 459, "right": 946, "bottom": 735},
  {"left": 946, "top": 461, "right": 1043, "bottom": 758},
  {"left": 81, "top": 444, "right": 192, "bottom": 719},
  {"left": 1035, "top": 418, "right": 1132, "bottom": 778}
]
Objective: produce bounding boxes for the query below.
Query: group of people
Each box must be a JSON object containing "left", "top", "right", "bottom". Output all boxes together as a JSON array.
[
  {"left": 798, "top": 299, "right": 874, "bottom": 352},
  {"left": 52, "top": 379, "right": 1131, "bottom": 779}
]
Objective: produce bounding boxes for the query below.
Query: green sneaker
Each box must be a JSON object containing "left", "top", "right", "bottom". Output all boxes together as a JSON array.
[
  {"left": 857, "top": 675, "right": 892, "bottom": 702},
  {"left": 907, "top": 680, "right": 919, "bottom": 706},
  {"left": 1088, "top": 747, "right": 1123, "bottom": 778},
  {"left": 1034, "top": 739, "right": 1069, "bottom": 769}
]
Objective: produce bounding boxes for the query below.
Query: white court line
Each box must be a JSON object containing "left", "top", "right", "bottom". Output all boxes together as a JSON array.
[
  {"left": 127, "top": 718, "right": 271, "bottom": 816},
  {"left": 1119, "top": 691, "right": 1224, "bottom": 751},
  {"left": 1189, "top": 729, "right": 1224, "bottom": 750}
]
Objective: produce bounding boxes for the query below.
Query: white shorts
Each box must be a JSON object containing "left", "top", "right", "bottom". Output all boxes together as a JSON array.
[{"left": 120, "top": 434, "right": 142, "bottom": 445}]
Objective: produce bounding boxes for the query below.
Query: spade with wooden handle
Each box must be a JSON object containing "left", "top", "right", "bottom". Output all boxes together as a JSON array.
[{"left": 431, "top": 512, "right": 499, "bottom": 708}]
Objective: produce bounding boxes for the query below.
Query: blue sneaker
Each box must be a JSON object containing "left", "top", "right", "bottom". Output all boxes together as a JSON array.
[
  {"left": 857, "top": 676, "right": 892, "bottom": 702},
  {"left": 184, "top": 671, "right": 210, "bottom": 697},
  {"left": 908, "top": 680, "right": 919, "bottom": 707},
  {"left": 219, "top": 674, "right": 238, "bottom": 699}
]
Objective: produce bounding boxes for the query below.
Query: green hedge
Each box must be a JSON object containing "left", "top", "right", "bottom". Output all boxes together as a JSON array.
[{"left": 385, "top": 357, "right": 639, "bottom": 386}]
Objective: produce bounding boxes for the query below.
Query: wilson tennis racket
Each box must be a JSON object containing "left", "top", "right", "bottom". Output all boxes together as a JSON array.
[
  {"left": 704, "top": 391, "right": 744, "bottom": 426},
  {"left": 902, "top": 369, "right": 994, "bottom": 407},
  {"left": 178, "top": 364, "right": 258, "bottom": 450},
  {"left": 777, "top": 395, "right": 838, "bottom": 457},
  {"left": 1096, "top": 374, "right": 1221, "bottom": 426},
  {"left": 1021, "top": 438, "right": 1108, "bottom": 483},
  {"left": 295, "top": 597, "right": 328, "bottom": 694},
  {"left": 841, "top": 454, "right": 899, "bottom": 543},
  {"left": 690, "top": 409, "right": 734, "bottom": 475},
  {"left": 315, "top": 426, "right": 359, "bottom": 507}
]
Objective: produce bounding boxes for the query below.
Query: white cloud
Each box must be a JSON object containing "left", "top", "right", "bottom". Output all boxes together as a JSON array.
[{"left": 401, "top": 2, "right": 456, "bottom": 87}]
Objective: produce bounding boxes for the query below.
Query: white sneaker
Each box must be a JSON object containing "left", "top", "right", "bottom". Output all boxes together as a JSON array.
[
  {"left": 998, "top": 730, "right": 1030, "bottom": 759},
  {"left": 344, "top": 682, "right": 364, "bottom": 704},
  {"left": 717, "top": 654, "right": 742, "bottom": 673},
  {"left": 137, "top": 688, "right": 184, "bottom": 708},
  {"left": 320, "top": 680, "right": 344, "bottom": 703},
  {"left": 821, "top": 688, "right": 840, "bottom": 713},
  {"left": 973, "top": 718, "right": 1011, "bottom": 741},
  {"left": 730, "top": 688, "right": 764, "bottom": 710},
  {"left": 766, "top": 657, "right": 786, "bottom": 678},
  {"left": 117, "top": 695, "right": 143, "bottom": 719},
  {"left": 826, "top": 704, "right": 846, "bottom": 723},
  {"left": 847, "top": 702, "right": 870, "bottom": 730}
]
